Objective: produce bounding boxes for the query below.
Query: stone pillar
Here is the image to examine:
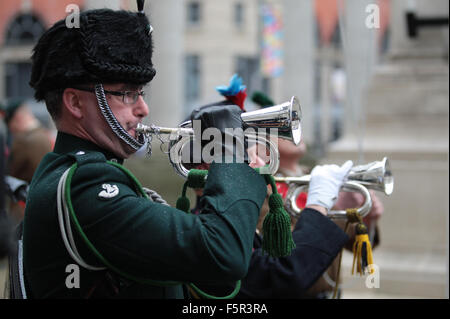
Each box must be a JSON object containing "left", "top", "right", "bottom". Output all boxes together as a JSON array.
[
  {"left": 282, "top": 0, "right": 314, "bottom": 145},
  {"left": 84, "top": 0, "right": 121, "bottom": 10},
  {"left": 334, "top": 0, "right": 378, "bottom": 161},
  {"left": 145, "top": 0, "right": 184, "bottom": 127},
  {"left": 328, "top": 0, "right": 449, "bottom": 298},
  {"left": 318, "top": 48, "right": 333, "bottom": 152}
]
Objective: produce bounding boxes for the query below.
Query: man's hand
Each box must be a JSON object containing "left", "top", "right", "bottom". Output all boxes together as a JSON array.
[
  {"left": 191, "top": 104, "right": 243, "bottom": 134},
  {"left": 247, "top": 143, "right": 269, "bottom": 169},
  {"left": 305, "top": 160, "right": 354, "bottom": 216},
  {"left": 190, "top": 104, "right": 248, "bottom": 164}
]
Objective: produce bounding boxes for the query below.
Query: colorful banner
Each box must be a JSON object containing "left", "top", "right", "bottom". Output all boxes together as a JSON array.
[{"left": 261, "top": 3, "right": 283, "bottom": 77}]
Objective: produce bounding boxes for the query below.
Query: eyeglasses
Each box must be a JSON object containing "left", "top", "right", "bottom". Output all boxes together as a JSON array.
[{"left": 72, "top": 86, "right": 146, "bottom": 104}]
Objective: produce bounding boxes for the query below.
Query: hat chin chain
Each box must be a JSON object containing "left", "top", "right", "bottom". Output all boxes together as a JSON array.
[{"left": 94, "top": 84, "right": 145, "bottom": 152}]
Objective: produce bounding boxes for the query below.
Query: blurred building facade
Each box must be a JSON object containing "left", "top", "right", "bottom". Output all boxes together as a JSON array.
[
  {"left": 0, "top": 0, "right": 81, "bottom": 101},
  {"left": 0, "top": 0, "right": 389, "bottom": 147},
  {"left": 0, "top": 0, "right": 123, "bottom": 125},
  {"left": 327, "top": 0, "right": 449, "bottom": 298}
]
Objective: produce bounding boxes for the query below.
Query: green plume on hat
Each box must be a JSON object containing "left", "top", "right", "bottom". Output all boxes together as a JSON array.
[{"left": 251, "top": 91, "right": 274, "bottom": 108}]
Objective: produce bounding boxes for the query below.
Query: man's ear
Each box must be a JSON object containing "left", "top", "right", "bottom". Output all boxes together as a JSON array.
[{"left": 62, "top": 88, "right": 83, "bottom": 119}]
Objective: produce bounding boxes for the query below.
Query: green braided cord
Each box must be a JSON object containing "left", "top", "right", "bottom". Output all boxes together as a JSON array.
[
  {"left": 176, "top": 169, "right": 208, "bottom": 213},
  {"left": 107, "top": 161, "right": 149, "bottom": 199},
  {"left": 188, "top": 280, "right": 241, "bottom": 300},
  {"left": 176, "top": 182, "right": 191, "bottom": 213},
  {"left": 263, "top": 173, "right": 278, "bottom": 194},
  {"left": 65, "top": 162, "right": 180, "bottom": 287},
  {"left": 65, "top": 162, "right": 240, "bottom": 298},
  {"left": 184, "top": 165, "right": 271, "bottom": 190}
]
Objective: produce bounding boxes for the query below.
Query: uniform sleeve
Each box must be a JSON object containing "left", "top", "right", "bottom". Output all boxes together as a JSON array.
[
  {"left": 70, "top": 161, "right": 267, "bottom": 285},
  {"left": 237, "top": 208, "right": 349, "bottom": 298}
]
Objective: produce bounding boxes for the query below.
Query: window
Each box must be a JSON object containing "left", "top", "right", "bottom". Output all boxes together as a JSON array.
[
  {"left": 187, "top": 1, "right": 201, "bottom": 25},
  {"left": 330, "top": 22, "right": 342, "bottom": 49},
  {"left": 261, "top": 77, "right": 271, "bottom": 98},
  {"left": 313, "top": 19, "right": 321, "bottom": 48},
  {"left": 185, "top": 55, "right": 201, "bottom": 111},
  {"left": 5, "top": 13, "right": 46, "bottom": 45},
  {"left": 235, "top": 56, "right": 259, "bottom": 95},
  {"left": 234, "top": 2, "right": 244, "bottom": 27},
  {"left": 5, "top": 62, "right": 34, "bottom": 99},
  {"left": 379, "top": 27, "right": 391, "bottom": 55},
  {"left": 2, "top": 13, "right": 46, "bottom": 100}
]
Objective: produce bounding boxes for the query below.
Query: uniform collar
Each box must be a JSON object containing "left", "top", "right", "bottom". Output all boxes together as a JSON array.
[{"left": 53, "top": 131, "right": 124, "bottom": 164}]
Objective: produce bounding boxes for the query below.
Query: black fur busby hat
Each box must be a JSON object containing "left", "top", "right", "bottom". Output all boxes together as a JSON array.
[{"left": 30, "top": 4, "right": 155, "bottom": 101}]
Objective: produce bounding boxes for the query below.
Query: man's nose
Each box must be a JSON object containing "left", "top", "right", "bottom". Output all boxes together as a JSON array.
[{"left": 134, "top": 95, "right": 149, "bottom": 118}]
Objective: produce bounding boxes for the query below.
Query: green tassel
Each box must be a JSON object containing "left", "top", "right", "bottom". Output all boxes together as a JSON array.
[
  {"left": 176, "top": 196, "right": 191, "bottom": 213},
  {"left": 186, "top": 169, "right": 208, "bottom": 189},
  {"left": 176, "top": 182, "right": 191, "bottom": 213},
  {"left": 261, "top": 174, "right": 296, "bottom": 258},
  {"left": 176, "top": 169, "right": 208, "bottom": 214}
]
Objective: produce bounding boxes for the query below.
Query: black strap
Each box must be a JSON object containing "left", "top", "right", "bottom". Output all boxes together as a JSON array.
[{"left": 8, "top": 222, "right": 25, "bottom": 299}]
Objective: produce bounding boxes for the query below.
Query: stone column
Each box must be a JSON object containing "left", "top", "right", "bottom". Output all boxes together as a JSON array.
[
  {"left": 328, "top": 0, "right": 449, "bottom": 298},
  {"left": 144, "top": 0, "right": 184, "bottom": 127},
  {"left": 281, "top": 0, "right": 314, "bottom": 145},
  {"left": 331, "top": 0, "right": 378, "bottom": 161}
]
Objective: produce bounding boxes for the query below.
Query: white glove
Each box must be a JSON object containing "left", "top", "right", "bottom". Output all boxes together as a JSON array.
[{"left": 306, "top": 160, "right": 353, "bottom": 211}]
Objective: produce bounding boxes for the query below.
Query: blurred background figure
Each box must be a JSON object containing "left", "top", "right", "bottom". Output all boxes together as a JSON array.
[
  {"left": 0, "top": 99, "right": 54, "bottom": 222},
  {"left": 2, "top": 99, "right": 54, "bottom": 182},
  {"left": 0, "top": 129, "right": 15, "bottom": 261}
]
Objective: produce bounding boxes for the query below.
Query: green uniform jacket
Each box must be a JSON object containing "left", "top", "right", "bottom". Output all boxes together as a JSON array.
[{"left": 22, "top": 132, "right": 267, "bottom": 298}]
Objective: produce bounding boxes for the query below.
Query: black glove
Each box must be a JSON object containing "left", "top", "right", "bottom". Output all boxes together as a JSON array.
[{"left": 190, "top": 103, "right": 249, "bottom": 164}]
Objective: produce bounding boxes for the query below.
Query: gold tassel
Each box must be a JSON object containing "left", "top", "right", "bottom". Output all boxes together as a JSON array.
[
  {"left": 332, "top": 209, "right": 375, "bottom": 299},
  {"left": 352, "top": 223, "right": 374, "bottom": 276}
]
